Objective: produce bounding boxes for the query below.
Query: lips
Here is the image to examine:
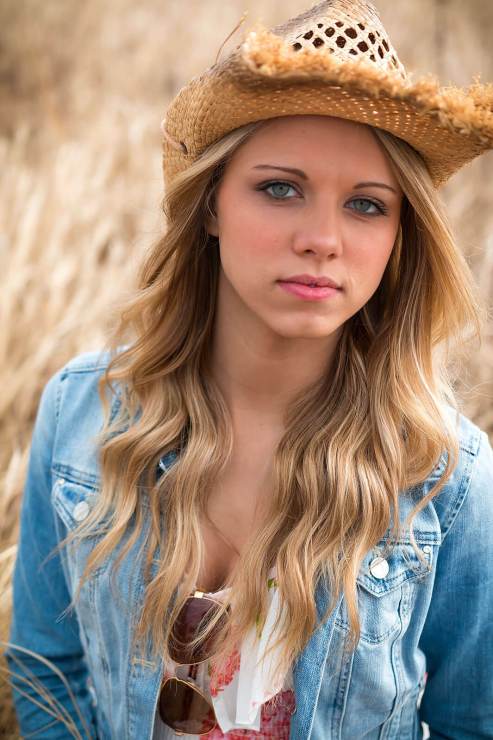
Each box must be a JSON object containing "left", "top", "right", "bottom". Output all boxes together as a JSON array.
[
  {"left": 277, "top": 281, "right": 340, "bottom": 302},
  {"left": 279, "top": 273, "right": 342, "bottom": 289}
]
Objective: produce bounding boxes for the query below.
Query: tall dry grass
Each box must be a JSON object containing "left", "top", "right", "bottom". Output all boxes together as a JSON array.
[{"left": 0, "top": 0, "right": 492, "bottom": 735}]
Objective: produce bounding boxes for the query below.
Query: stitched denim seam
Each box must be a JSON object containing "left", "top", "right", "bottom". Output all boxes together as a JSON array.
[
  {"left": 126, "top": 530, "right": 164, "bottom": 737},
  {"left": 440, "top": 428, "right": 482, "bottom": 543},
  {"left": 358, "top": 569, "right": 427, "bottom": 594},
  {"left": 61, "top": 353, "right": 111, "bottom": 375},
  {"left": 334, "top": 635, "right": 354, "bottom": 738},
  {"left": 335, "top": 615, "right": 401, "bottom": 645},
  {"left": 52, "top": 464, "right": 100, "bottom": 489},
  {"left": 379, "top": 588, "right": 405, "bottom": 739}
]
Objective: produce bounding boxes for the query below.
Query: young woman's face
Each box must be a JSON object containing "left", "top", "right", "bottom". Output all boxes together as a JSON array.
[{"left": 206, "top": 115, "right": 403, "bottom": 341}]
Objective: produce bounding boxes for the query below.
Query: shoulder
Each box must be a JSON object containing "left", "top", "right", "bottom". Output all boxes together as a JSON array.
[
  {"left": 423, "top": 404, "right": 493, "bottom": 542},
  {"left": 60, "top": 348, "right": 115, "bottom": 376},
  {"left": 56, "top": 347, "right": 122, "bottom": 431},
  {"left": 34, "top": 348, "right": 116, "bottom": 431},
  {"left": 442, "top": 403, "right": 483, "bottom": 457}
]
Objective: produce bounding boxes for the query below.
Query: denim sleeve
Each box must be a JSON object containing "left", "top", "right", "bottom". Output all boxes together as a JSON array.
[
  {"left": 418, "top": 430, "right": 493, "bottom": 739},
  {"left": 5, "top": 368, "right": 99, "bottom": 738}
]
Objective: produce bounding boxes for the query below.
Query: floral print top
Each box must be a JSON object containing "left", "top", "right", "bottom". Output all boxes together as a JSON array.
[{"left": 153, "top": 567, "right": 296, "bottom": 738}]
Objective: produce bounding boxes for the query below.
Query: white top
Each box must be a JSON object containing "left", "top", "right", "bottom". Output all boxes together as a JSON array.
[{"left": 152, "top": 567, "right": 295, "bottom": 738}]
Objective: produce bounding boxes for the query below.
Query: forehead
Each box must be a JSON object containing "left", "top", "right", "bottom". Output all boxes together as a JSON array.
[{"left": 226, "top": 115, "right": 398, "bottom": 184}]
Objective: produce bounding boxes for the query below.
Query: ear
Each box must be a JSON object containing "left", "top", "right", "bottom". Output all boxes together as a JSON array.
[
  {"left": 204, "top": 190, "right": 219, "bottom": 237},
  {"left": 205, "top": 211, "right": 219, "bottom": 237}
]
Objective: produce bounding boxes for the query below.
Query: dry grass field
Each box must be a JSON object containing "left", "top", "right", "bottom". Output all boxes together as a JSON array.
[{"left": 0, "top": 0, "right": 492, "bottom": 735}]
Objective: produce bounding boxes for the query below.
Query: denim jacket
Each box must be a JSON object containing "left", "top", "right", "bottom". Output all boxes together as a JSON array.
[{"left": 6, "top": 349, "right": 493, "bottom": 739}]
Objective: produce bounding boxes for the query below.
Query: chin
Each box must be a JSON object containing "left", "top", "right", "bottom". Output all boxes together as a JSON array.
[{"left": 266, "top": 317, "right": 342, "bottom": 341}]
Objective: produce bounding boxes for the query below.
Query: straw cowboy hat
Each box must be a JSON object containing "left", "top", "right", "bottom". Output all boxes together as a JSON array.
[{"left": 161, "top": 0, "right": 493, "bottom": 190}]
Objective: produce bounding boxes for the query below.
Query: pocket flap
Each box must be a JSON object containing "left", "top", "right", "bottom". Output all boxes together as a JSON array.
[
  {"left": 356, "top": 541, "right": 434, "bottom": 597},
  {"left": 52, "top": 477, "right": 99, "bottom": 531}
]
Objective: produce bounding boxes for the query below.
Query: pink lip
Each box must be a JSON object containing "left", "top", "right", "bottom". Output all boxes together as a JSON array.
[
  {"left": 282, "top": 273, "right": 342, "bottom": 289},
  {"left": 277, "top": 281, "right": 341, "bottom": 301}
]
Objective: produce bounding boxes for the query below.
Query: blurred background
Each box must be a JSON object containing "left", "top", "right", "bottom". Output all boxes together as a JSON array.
[{"left": 0, "top": 0, "right": 492, "bottom": 734}]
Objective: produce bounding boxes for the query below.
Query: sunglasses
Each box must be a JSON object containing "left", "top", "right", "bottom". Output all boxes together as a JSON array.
[{"left": 158, "top": 590, "right": 230, "bottom": 735}]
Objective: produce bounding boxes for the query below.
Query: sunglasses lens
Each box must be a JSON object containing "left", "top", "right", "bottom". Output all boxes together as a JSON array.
[
  {"left": 170, "top": 596, "right": 228, "bottom": 664},
  {"left": 159, "top": 678, "right": 216, "bottom": 734}
]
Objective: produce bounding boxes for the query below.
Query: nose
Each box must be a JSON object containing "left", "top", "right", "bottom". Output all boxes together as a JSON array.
[{"left": 292, "top": 203, "right": 343, "bottom": 259}]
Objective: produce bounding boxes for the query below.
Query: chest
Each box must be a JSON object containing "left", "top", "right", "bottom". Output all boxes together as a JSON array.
[
  {"left": 197, "top": 459, "right": 274, "bottom": 592},
  {"left": 51, "top": 465, "right": 441, "bottom": 738}
]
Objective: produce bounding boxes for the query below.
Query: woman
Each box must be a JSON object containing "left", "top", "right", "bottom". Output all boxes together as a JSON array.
[{"left": 5, "top": 0, "right": 493, "bottom": 738}]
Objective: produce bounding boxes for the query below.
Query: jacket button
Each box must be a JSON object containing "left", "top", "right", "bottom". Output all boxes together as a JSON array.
[
  {"left": 369, "top": 556, "right": 389, "bottom": 579},
  {"left": 87, "top": 676, "right": 98, "bottom": 706},
  {"left": 73, "top": 501, "right": 90, "bottom": 521}
]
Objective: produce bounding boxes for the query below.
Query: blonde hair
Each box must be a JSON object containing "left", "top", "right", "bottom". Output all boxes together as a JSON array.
[{"left": 49, "top": 118, "right": 482, "bottom": 686}]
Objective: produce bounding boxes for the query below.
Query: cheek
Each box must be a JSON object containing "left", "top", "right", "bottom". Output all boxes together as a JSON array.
[
  {"left": 346, "top": 232, "right": 395, "bottom": 287},
  {"left": 220, "top": 206, "right": 285, "bottom": 271}
]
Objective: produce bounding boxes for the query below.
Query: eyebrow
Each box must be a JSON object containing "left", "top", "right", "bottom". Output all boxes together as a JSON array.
[{"left": 251, "top": 165, "right": 398, "bottom": 195}]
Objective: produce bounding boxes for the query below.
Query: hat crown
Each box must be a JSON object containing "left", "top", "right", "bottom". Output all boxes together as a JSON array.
[{"left": 270, "top": 0, "right": 406, "bottom": 79}]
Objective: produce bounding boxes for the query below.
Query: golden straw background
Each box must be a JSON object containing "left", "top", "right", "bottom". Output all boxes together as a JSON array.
[{"left": 0, "top": 0, "right": 492, "bottom": 734}]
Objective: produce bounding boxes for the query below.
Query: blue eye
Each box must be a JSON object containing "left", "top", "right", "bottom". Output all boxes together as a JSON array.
[
  {"left": 258, "top": 181, "right": 298, "bottom": 200},
  {"left": 257, "top": 182, "right": 388, "bottom": 215},
  {"left": 348, "top": 198, "right": 387, "bottom": 216}
]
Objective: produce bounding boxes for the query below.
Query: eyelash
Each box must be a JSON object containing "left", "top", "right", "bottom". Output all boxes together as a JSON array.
[{"left": 256, "top": 180, "right": 389, "bottom": 216}]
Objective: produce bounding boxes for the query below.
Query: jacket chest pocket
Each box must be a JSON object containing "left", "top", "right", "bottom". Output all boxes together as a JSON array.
[
  {"left": 328, "top": 539, "right": 436, "bottom": 735},
  {"left": 51, "top": 476, "right": 110, "bottom": 596},
  {"left": 335, "top": 539, "right": 435, "bottom": 644},
  {"left": 51, "top": 475, "right": 117, "bottom": 725}
]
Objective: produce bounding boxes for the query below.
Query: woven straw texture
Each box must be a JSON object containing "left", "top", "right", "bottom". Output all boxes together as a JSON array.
[{"left": 161, "top": 0, "right": 493, "bottom": 190}]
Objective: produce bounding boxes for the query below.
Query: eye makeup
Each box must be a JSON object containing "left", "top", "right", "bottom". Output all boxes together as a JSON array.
[{"left": 255, "top": 179, "right": 390, "bottom": 216}]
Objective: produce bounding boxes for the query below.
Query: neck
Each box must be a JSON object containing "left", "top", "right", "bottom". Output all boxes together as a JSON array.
[{"left": 209, "top": 283, "right": 342, "bottom": 426}]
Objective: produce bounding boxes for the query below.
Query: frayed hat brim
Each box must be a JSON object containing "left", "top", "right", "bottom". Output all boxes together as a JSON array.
[
  {"left": 240, "top": 29, "right": 493, "bottom": 146},
  {"left": 162, "top": 26, "right": 493, "bottom": 189}
]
